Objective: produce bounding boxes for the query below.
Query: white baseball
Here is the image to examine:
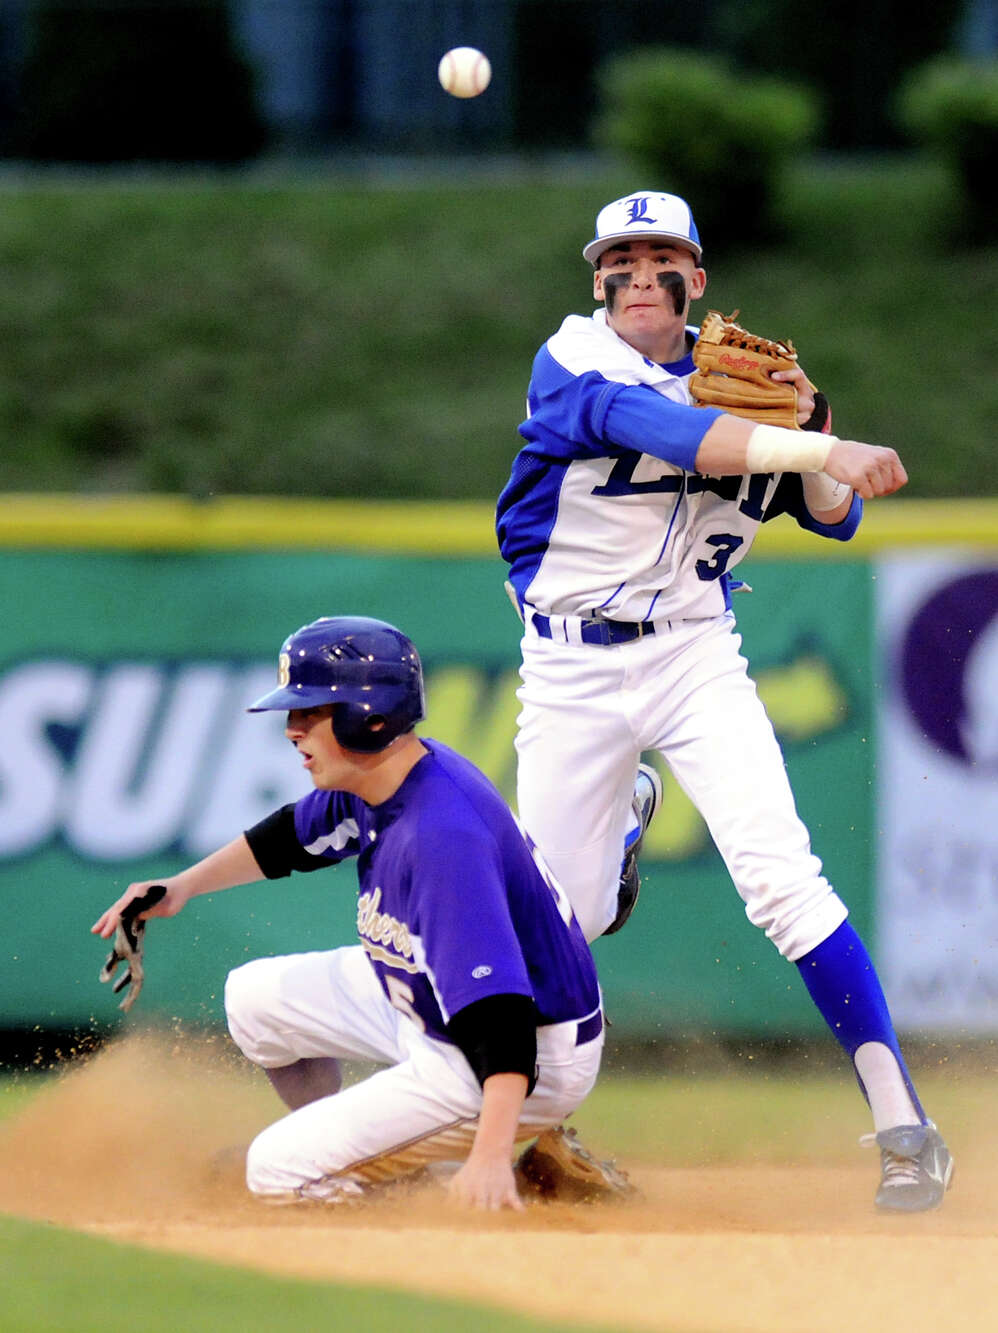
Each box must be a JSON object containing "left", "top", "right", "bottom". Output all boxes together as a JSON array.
[{"left": 437, "top": 47, "right": 491, "bottom": 99}]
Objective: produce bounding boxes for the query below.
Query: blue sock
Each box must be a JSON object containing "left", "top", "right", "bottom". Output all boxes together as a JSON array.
[{"left": 795, "top": 920, "right": 926, "bottom": 1123}]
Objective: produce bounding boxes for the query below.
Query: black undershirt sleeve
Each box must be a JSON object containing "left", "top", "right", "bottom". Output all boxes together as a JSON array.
[
  {"left": 446, "top": 993, "right": 539, "bottom": 1095},
  {"left": 244, "top": 804, "right": 331, "bottom": 879}
]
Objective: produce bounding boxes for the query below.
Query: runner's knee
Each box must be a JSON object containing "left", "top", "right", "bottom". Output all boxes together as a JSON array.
[{"left": 224, "top": 958, "right": 296, "bottom": 1066}]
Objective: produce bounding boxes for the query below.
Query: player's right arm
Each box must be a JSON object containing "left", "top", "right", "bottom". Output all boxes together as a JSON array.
[
  {"left": 522, "top": 350, "right": 907, "bottom": 499},
  {"left": 446, "top": 1071, "right": 528, "bottom": 1211},
  {"left": 607, "top": 390, "right": 907, "bottom": 498},
  {"left": 694, "top": 415, "right": 908, "bottom": 499},
  {"left": 90, "top": 833, "right": 265, "bottom": 939}
]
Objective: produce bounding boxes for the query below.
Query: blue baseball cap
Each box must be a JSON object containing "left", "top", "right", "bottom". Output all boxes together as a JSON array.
[{"left": 583, "top": 191, "right": 702, "bottom": 265}]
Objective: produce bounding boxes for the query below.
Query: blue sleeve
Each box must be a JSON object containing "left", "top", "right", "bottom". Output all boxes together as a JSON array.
[
  {"left": 519, "top": 347, "right": 626, "bottom": 458},
  {"left": 520, "top": 345, "right": 722, "bottom": 471},
  {"left": 604, "top": 385, "right": 722, "bottom": 471},
  {"left": 763, "top": 474, "right": 863, "bottom": 541}
]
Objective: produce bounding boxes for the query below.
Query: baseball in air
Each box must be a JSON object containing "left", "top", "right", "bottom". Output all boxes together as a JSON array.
[{"left": 437, "top": 47, "right": 491, "bottom": 99}]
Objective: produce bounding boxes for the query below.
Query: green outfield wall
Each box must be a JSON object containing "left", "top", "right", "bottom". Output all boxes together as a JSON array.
[{"left": 3, "top": 496, "right": 995, "bottom": 1039}]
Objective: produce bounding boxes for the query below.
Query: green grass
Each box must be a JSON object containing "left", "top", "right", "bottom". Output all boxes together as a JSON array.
[
  {"left": 0, "top": 156, "right": 993, "bottom": 500},
  {"left": 0, "top": 1058, "right": 980, "bottom": 1332},
  {"left": 0, "top": 1067, "right": 668, "bottom": 1333},
  {"left": 0, "top": 1213, "right": 633, "bottom": 1333},
  {"left": 570, "top": 1060, "right": 977, "bottom": 1166},
  {"left": 0, "top": 1072, "right": 62, "bottom": 1121},
  {"left": 1, "top": 1054, "right": 979, "bottom": 1166}
]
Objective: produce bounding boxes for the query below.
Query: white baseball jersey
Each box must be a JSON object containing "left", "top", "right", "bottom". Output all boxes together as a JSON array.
[
  {"left": 497, "top": 309, "right": 860, "bottom": 625},
  {"left": 497, "top": 308, "right": 861, "bottom": 944}
]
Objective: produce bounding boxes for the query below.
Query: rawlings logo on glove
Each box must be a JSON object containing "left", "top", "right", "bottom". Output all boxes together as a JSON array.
[{"left": 690, "top": 309, "right": 816, "bottom": 431}]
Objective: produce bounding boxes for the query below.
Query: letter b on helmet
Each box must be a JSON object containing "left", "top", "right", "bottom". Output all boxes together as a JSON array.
[{"left": 248, "top": 616, "right": 425, "bottom": 753}]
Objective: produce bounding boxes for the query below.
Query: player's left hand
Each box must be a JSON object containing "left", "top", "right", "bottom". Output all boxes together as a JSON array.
[
  {"left": 446, "top": 1155, "right": 525, "bottom": 1211},
  {"left": 771, "top": 364, "right": 816, "bottom": 426}
]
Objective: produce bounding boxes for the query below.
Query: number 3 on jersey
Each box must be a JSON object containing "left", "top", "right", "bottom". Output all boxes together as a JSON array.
[{"left": 696, "top": 533, "right": 743, "bottom": 581}]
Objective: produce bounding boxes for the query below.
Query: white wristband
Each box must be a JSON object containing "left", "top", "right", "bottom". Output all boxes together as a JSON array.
[
  {"left": 801, "top": 470, "right": 852, "bottom": 512},
  {"left": 745, "top": 424, "right": 836, "bottom": 474}
]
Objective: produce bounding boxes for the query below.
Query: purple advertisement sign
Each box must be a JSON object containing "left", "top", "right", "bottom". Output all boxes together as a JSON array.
[{"left": 877, "top": 556, "right": 998, "bottom": 1031}]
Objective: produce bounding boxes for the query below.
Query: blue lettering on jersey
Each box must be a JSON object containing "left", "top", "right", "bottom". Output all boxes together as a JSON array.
[
  {"left": 695, "top": 533, "right": 744, "bottom": 581},
  {"left": 593, "top": 463, "right": 759, "bottom": 503},
  {"left": 591, "top": 454, "right": 685, "bottom": 497}
]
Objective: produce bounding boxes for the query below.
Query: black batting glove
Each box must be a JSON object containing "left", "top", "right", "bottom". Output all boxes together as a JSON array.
[{"left": 98, "top": 884, "right": 167, "bottom": 1013}]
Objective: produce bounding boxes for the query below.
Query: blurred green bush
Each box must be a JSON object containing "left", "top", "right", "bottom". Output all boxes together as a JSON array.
[
  {"left": 896, "top": 56, "right": 998, "bottom": 245},
  {"left": 0, "top": 162, "right": 993, "bottom": 502},
  {"left": 710, "top": 0, "right": 965, "bottom": 151},
  {"left": 593, "top": 47, "right": 819, "bottom": 251}
]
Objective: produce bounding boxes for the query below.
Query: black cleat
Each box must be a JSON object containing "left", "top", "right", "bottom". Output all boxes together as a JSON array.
[{"left": 603, "top": 762, "right": 663, "bottom": 936}]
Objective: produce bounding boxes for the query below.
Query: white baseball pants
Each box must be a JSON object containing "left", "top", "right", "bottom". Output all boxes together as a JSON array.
[
  {"left": 514, "top": 610, "right": 847, "bottom": 955},
  {"left": 224, "top": 946, "right": 603, "bottom": 1202}
]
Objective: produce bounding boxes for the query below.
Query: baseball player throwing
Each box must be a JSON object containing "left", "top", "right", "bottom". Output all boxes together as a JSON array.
[
  {"left": 495, "top": 191, "right": 953, "bottom": 1212},
  {"left": 93, "top": 616, "right": 611, "bottom": 1210}
]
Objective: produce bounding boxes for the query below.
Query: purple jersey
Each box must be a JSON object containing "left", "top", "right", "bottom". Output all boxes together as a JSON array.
[{"left": 291, "top": 739, "right": 600, "bottom": 1042}]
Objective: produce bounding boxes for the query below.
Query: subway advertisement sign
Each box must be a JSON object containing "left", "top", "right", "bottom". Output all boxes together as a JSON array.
[{"left": 2, "top": 545, "right": 876, "bottom": 1038}]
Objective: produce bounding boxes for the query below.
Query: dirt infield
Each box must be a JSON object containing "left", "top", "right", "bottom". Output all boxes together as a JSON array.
[{"left": 1, "top": 1035, "right": 993, "bottom": 1333}]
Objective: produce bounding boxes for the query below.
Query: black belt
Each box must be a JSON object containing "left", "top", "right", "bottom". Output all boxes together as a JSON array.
[
  {"left": 531, "top": 612, "right": 656, "bottom": 646},
  {"left": 575, "top": 1011, "right": 603, "bottom": 1045}
]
